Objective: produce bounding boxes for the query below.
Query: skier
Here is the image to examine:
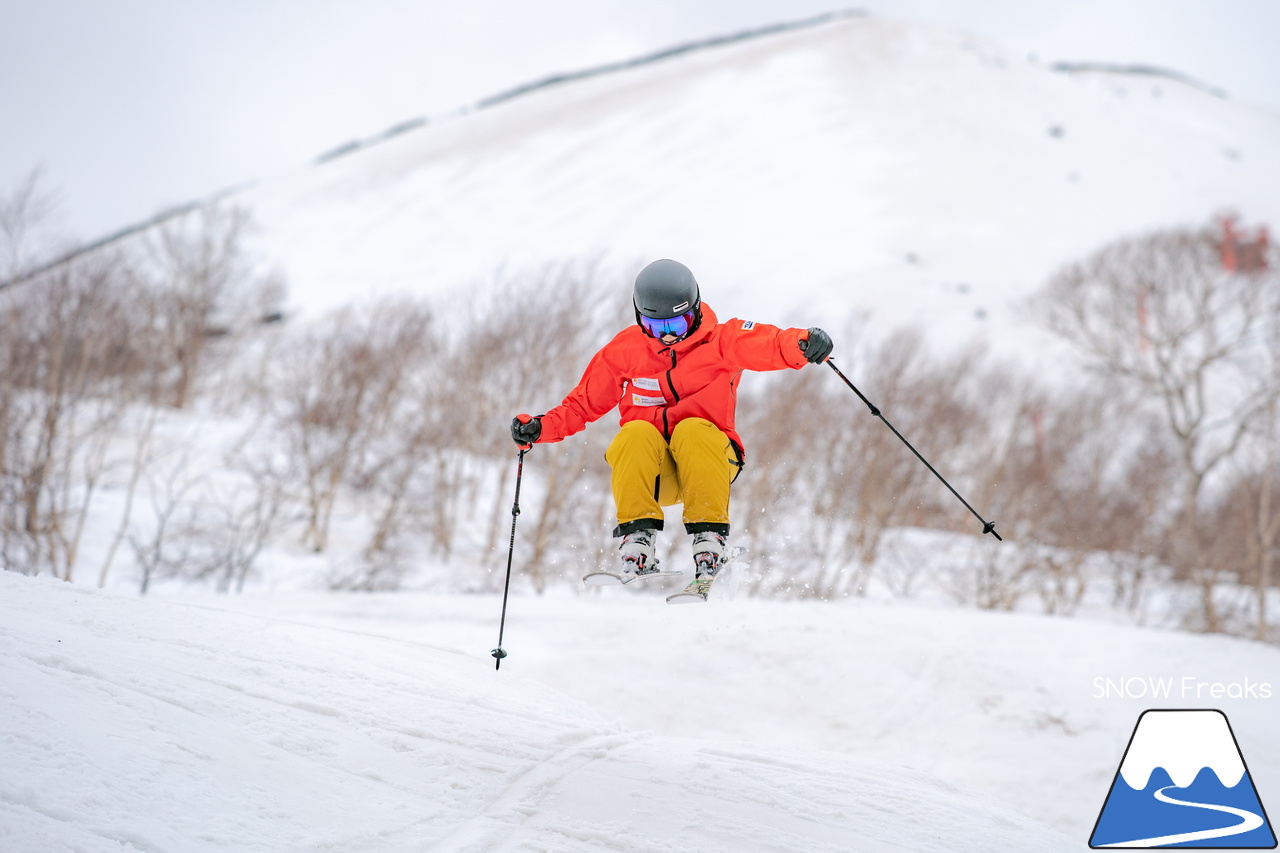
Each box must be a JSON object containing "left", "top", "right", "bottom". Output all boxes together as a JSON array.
[{"left": 510, "top": 259, "right": 832, "bottom": 601}]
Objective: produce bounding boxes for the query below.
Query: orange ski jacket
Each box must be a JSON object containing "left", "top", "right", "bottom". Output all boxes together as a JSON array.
[{"left": 535, "top": 304, "right": 810, "bottom": 458}]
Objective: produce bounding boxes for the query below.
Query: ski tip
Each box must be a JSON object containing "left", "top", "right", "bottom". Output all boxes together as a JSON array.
[
  {"left": 583, "top": 572, "right": 625, "bottom": 586},
  {"left": 665, "top": 592, "right": 708, "bottom": 604}
]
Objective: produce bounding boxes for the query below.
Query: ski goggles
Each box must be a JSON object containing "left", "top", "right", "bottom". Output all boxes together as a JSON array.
[{"left": 639, "top": 310, "right": 697, "bottom": 340}]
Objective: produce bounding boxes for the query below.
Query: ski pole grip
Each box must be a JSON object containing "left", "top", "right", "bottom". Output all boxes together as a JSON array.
[{"left": 512, "top": 414, "right": 539, "bottom": 450}]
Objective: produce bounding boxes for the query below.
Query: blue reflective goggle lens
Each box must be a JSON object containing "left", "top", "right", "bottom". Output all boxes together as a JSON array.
[{"left": 640, "top": 310, "right": 695, "bottom": 340}]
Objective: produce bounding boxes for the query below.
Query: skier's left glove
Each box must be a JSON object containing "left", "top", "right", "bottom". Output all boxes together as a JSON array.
[
  {"left": 800, "top": 327, "right": 833, "bottom": 364},
  {"left": 511, "top": 414, "right": 542, "bottom": 448}
]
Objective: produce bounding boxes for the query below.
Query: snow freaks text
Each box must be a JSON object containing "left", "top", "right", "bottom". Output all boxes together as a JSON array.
[{"left": 1093, "top": 676, "right": 1274, "bottom": 701}]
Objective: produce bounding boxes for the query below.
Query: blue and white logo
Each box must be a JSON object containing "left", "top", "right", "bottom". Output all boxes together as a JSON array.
[{"left": 1090, "top": 709, "right": 1276, "bottom": 848}]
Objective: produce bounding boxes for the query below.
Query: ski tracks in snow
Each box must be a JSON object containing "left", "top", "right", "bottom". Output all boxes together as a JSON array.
[
  {"left": 423, "top": 728, "right": 638, "bottom": 853},
  {"left": 1, "top": 575, "right": 1080, "bottom": 852}
]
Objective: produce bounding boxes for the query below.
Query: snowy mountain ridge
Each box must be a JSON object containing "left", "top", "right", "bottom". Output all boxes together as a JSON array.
[
  {"left": 313, "top": 14, "right": 1230, "bottom": 173},
  {"left": 221, "top": 11, "right": 1280, "bottom": 366},
  {"left": 14, "top": 12, "right": 1278, "bottom": 366}
]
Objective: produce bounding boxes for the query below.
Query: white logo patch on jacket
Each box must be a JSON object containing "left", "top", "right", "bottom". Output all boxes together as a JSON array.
[{"left": 631, "top": 376, "right": 666, "bottom": 406}]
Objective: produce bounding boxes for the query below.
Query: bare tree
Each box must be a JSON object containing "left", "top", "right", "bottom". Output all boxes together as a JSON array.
[
  {"left": 0, "top": 167, "right": 61, "bottom": 282},
  {"left": 273, "top": 298, "right": 434, "bottom": 553},
  {"left": 179, "top": 470, "right": 285, "bottom": 594},
  {"left": 1255, "top": 410, "right": 1280, "bottom": 641},
  {"left": 131, "top": 465, "right": 201, "bottom": 596},
  {"left": 1033, "top": 222, "right": 1280, "bottom": 632},
  {"left": 1251, "top": 314, "right": 1280, "bottom": 640},
  {"left": 0, "top": 181, "right": 289, "bottom": 584},
  {"left": 442, "top": 262, "right": 625, "bottom": 588},
  {"left": 733, "top": 325, "right": 994, "bottom": 598},
  {"left": 140, "top": 205, "right": 280, "bottom": 408},
  {"left": 0, "top": 255, "right": 156, "bottom": 579}
]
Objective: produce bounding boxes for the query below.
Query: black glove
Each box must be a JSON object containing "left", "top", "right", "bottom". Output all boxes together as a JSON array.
[
  {"left": 511, "top": 414, "right": 542, "bottom": 448},
  {"left": 801, "top": 327, "right": 833, "bottom": 364}
]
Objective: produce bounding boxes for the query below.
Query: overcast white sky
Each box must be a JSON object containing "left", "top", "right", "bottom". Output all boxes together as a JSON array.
[{"left": 2, "top": 0, "right": 1278, "bottom": 241}]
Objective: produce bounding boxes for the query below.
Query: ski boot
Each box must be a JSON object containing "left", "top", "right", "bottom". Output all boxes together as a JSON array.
[
  {"left": 667, "top": 531, "right": 726, "bottom": 603},
  {"left": 618, "top": 527, "right": 659, "bottom": 577},
  {"left": 583, "top": 527, "right": 681, "bottom": 586}
]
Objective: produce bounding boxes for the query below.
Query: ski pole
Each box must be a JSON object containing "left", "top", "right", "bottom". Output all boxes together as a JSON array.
[
  {"left": 823, "top": 357, "right": 1002, "bottom": 542},
  {"left": 492, "top": 447, "right": 527, "bottom": 670}
]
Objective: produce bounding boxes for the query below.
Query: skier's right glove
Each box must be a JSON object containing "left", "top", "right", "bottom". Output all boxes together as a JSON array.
[{"left": 511, "top": 414, "right": 542, "bottom": 449}]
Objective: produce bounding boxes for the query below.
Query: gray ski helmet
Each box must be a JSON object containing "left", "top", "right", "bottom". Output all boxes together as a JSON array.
[{"left": 633, "top": 259, "right": 700, "bottom": 319}]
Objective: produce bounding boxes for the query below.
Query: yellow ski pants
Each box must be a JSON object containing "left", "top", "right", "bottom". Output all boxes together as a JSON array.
[{"left": 605, "top": 417, "right": 740, "bottom": 535}]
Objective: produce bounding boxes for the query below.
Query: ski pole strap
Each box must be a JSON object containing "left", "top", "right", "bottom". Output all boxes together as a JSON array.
[{"left": 826, "top": 359, "right": 1002, "bottom": 542}]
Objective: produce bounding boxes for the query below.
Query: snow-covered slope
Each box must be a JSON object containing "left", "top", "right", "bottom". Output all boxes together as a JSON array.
[
  {"left": 6, "top": 569, "right": 1278, "bottom": 850},
  {"left": 219, "top": 583, "right": 1280, "bottom": 842},
  {"left": 233, "top": 12, "right": 1280, "bottom": 359},
  {"left": 0, "top": 572, "right": 1080, "bottom": 852}
]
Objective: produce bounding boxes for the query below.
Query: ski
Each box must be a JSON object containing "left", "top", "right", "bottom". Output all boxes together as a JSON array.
[
  {"left": 582, "top": 562, "right": 683, "bottom": 586},
  {"left": 665, "top": 576, "right": 716, "bottom": 603},
  {"left": 665, "top": 546, "right": 746, "bottom": 604}
]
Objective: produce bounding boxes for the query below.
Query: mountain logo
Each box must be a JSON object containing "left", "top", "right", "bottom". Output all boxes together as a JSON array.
[{"left": 1090, "top": 709, "right": 1276, "bottom": 848}]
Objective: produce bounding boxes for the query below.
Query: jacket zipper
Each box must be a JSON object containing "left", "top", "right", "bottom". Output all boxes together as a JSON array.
[
  {"left": 662, "top": 349, "right": 679, "bottom": 440},
  {"left": 665, "top": 350, "right": 680, "bottom": 402}
]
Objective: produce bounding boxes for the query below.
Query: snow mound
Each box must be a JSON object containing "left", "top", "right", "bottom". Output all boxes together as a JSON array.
[{"left": 0, "top": 572, "right": 1075, "bottom": 851}]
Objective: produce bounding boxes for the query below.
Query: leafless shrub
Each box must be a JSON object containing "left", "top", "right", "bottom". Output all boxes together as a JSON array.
[
  {"left": 968, "top": 373, "right": 1179, "bottom": 614},
  {"left": 130, "top": 465, "right": 201, "bottom": 596},
  {"left": 454, "top": 262, "right": 627, "bottom": 588},
  {"left": 735, "top": 326, "right": 996, "bottom": 598},
  {"left": 0, "top": 167, "right": 61, "bottom": 280},
  {"left": 97, "top": 405, "right": 172, "bottom": 588},
  {"left": 876, "top": 536, "right": 931, "bottom": 598},
  {"left": 1032, "top": 220, "right": 1280, "bottom": 633},
  {"left": 942, "top": 544, "right": 1031, "bottom": 611},
  {"left": 179, "top": 471, "right": 286, "bottom": 594},
  {"left": 137, "top": 205, "right": 284, "bottom": 408},
  {"left": 345, "top": 358, "right": 461, "bottom": 581},
  {"left": 325, "top": 545, "right": 412, "bottom": 592},
  {"left": 1, "top": 172, "right": 137, "bottom": 579},
  {"left": 0, "top": 256, "right": 156, "bottom": 579},
  {"left": 1, "top": 181, "right": 288, "bottom": 584},
  {"left": 259, "top": 262, "right": 625, "bottom": 591},
  {"left": 272, "top": 298, "right": 435, "bottom": 553},
  {"left": 1202, "top": 458, "right": 1280, "bottom": 638}
]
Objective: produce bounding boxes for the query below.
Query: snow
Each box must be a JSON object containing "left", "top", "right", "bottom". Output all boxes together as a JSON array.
[
  {"left": 7, "top": 12, "right": 1280, "bottom": 852},
  {"left": 4, "top": 570, "right": 1278, "bottom": 851},
  {"left": 225, "top": 13, "right": 1280, "bottom": 366}
]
